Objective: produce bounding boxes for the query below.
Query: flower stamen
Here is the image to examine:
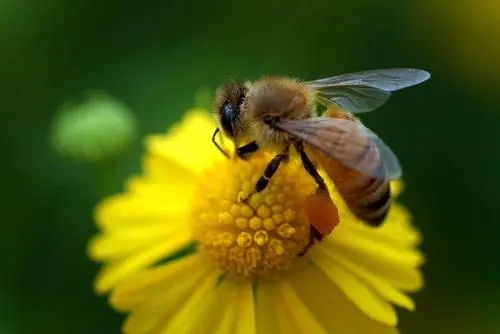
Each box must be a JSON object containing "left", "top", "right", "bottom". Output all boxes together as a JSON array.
[{"left": 191, "top": 153, "right": 316, "bottom": 281}]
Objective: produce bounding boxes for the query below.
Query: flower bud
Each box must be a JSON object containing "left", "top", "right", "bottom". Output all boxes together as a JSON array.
[{"left": 50, "top": 92, "right": 137, "bottom": 163}]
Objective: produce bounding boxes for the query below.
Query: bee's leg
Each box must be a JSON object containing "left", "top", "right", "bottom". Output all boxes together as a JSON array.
[
  {"left": 298, "top": 226, "right": 324, "bottom": 257},
  {"left": 294, "top": 142, "right": 328, "bottom": 193},
  {"left": 294, "top": 142, "right": 331, "bottom": 255},
  {"left": 240, "top": 145, "right": 290, "bottom": 202},
  {"left": 236, "top": 141, "right": 259, "bottom": 160}
]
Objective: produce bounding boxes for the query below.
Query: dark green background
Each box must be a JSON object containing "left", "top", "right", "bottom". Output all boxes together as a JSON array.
[{"left": 2, "top": 1, "right": 499, "bottom": 333}]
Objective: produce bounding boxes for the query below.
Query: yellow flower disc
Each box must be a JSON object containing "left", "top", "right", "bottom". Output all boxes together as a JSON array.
[{"left": 191, "top": 153, "right": 316, "bottom": 281}]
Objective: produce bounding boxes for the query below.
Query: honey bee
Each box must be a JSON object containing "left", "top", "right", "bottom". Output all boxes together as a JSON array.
[{"left": 211, "top": 68, "right": 430, "bottom": 252}]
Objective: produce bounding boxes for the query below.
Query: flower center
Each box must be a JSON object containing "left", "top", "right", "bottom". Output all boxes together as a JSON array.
[{"left": 191, "top": 153, "right": 316, "bottom": 281}]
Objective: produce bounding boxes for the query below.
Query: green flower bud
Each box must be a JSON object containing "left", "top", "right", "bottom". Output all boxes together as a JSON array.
[{"left": 50, "top": 92, "right": 137, "bottom": 163}]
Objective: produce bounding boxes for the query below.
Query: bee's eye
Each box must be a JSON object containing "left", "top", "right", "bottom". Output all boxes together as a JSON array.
[
  {"left": 219, "top": 88, "right": 245, "bottom": 138},
  {"left": 220, "top": 100, "right": 235, "bottom": 137}
]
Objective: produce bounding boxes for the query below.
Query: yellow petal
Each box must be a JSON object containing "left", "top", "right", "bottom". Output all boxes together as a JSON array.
[
  {"left": 324, "top": 179, "right": 420, "bottom": 248},
  {"left": 256, "top": 282, "right": 280, "bottom": 334},
  {"left": 339, "top": 204, "right": 421, "bottom": 248},
  {"left": 88, "top": 220, "right": 190, "bottom": 260},
  {"left": 314, "top": 244, "right": 416, "bottom": 310},
  {"left": 146, "top": 109, "right": 223, "bottom": 174},
  {"left": 233, "top": 282, "right": 256, "bottom": 334},
  {"left": 175, "top": 279, "right": 255, "bottom": 334},
  {"left": 277, "top": 281, "right": 328, "bottom": 334},
  {"left": 312, "top": 250, "right": 398, "bottom": 326},
  {"left": 119, "top": 269, "right": 252, "bottom": 334},
  {"left": 142, "top": 148, "right": 196, "bottom": 183},
  {"left": 94, "top": 193, "right": 190, "bottom": 231},
  {"left": 390, "top": 180, "right": 404, "bottom": 198},
  {"left": 199, "top": 280, "right": 256, "bottom": 334},
  {"left": 275, "top": 299, "right": 301, "bottom": 334},
  {"left": 256, "top": 281, "right": 302, "bottom": 334},
  {"left": 204, "top": 281, "right": 240, "bottom": 334},
  {"left": 159, "top": 270, "right": 221, "bottom": 333},
  {"left": 111, "top": 254, "right": 203, "bottom": 310},
  {"left": 126, "top": 151, "right": 197, "bottom": 196},
  {"left": 93, "top": 235, "right": 193, "bottom": 294},
  {"left": 285, "top": 261, "right": 398, "bottom": 334},
  {"left": 324, "top": 224, "right": 424, "bottom": 291},
  {"left": 117, "top": 254, "right": 219, "bottom": 333}
]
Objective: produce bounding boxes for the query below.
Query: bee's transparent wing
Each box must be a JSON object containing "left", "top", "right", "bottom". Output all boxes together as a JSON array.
[
  {"left": 277, "top": 117, "right": 402, "bottom": 180},
  {"left": 305, "top": 68, "right": 430, "bottom": 114},
  {"left": 314, "top": 86, "right": 392, "bottom": 115},
  {"left": 306, "top": 68, "right": 430, "bottom": 91}
]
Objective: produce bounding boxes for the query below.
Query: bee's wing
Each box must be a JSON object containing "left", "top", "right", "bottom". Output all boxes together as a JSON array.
[
  {"left": 276, "top": 117, "right": 402, "bottom": 180},
  {"left": 305, "top": 68, "right": 430, "bottom": 114},
  {"left": 314, "top": 86, "right": 392, "bottom": 115}
]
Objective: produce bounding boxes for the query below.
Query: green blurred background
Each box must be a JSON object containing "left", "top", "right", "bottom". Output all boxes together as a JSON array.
[{"left": 2, "top": 0, "right": 499, "bottom": 333}]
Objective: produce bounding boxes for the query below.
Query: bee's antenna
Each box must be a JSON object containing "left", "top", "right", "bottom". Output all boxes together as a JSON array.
[{"left": 212, "top": 128, "right": 229, "bottom": 158}]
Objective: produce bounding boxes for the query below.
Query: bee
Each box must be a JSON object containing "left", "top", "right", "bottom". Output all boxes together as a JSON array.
[{"left": 211, "top": 68, "right": 430, "bottom": 252}]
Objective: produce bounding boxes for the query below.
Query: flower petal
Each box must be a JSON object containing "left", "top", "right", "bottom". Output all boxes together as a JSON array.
[
  {"left": 314, "top": 244, "right": 416, "bottom": 310},
  {"left": 94, "top": 193, "right": 191, "bottom": 231},
  {"left": 233, "top": 282, "right": 256, "bottom": 334},
  {"left": 277, "top": 281, "right": 328, "bottom": 334},
  {"left": 126, "top": 151, "right": 197, "bottom": 197},
  {"left": 92, "top": 234, "right": 193, "bottom": 294},
  {"left": 146, "top": 109, "right": 223, "bottom": 174},
  {"left": 88, "top": 218, "right": 190, "bottom": 260},
  {"left": 111, "top": 254, "right": 205, "bottom": 310},
  {"left": 198, "top": 280, "right": 256, "bottom": 334},
  {"left": 312, "top": 250, "right": 398, "bottom": 326},
  {"left": 324, "top": 220, "right": 424, "bottom": 291},
  {"left": 256, "top": 282, "right": 280, "bottom": 334},
  {"left": 159, "top": 269, "right": 221, "bottom": 333},
  {"left": 256, "top": 282, "right": 303, "bottom": 334},
  {"left": 275, "top": 301, "right": 302, "bottom": 334},
  {"left": 390, "top": 181, "right": 404, "bottom": 198},
  {"left": 205, "top": 281, "right": 240, "bottom": 334},
  {"left": 333, "top": 205, "right": 421, "bottom": 248},
  {"left": 285, "top": 261, "right": 398, "bottom": 333},
  {"left": 115, "top": 254, "right": 219, "bottom": 333},
  {"left": 112, "top": 255, "right": 257, "bottom": 334}
]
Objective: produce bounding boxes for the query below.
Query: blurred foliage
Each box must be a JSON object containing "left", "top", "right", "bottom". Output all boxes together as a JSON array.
[{"left": 1, "top": 0, "right": 499, "bottom": 333}]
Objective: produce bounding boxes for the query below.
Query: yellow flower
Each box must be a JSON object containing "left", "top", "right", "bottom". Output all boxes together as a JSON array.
[{"left": 88, "top": 108, "right": 424, "bottom": 333}]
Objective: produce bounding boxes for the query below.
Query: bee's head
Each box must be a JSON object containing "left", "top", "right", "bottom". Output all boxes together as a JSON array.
[{"left": 213, "top": 81, "right": 248, "bottom": 139}]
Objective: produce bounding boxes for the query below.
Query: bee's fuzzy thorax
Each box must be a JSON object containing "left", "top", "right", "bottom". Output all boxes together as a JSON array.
[{"left": 242, "top": 77, "right": 317, "bottom": 150}]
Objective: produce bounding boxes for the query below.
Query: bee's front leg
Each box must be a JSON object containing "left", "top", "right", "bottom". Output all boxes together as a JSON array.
[
  {"left": 240, "top": 145, "right": 290, "bottom": 203},
  {"left": 235, "top": 141, "right": 259, "bottom": 160}
]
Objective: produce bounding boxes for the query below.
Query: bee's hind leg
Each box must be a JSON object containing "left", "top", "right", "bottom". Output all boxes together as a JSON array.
[
  {"left": 294, "top": 142, "right": 328, "bottom": 194},
  {"left": 240, "top": 145, "right": 290, "bottom": 203},
  {"left": 295, "top": 141, "right": 332, "bottom": 257},
  {"left": 298, "top": 225, "right": 324, "bottom": 257}
]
